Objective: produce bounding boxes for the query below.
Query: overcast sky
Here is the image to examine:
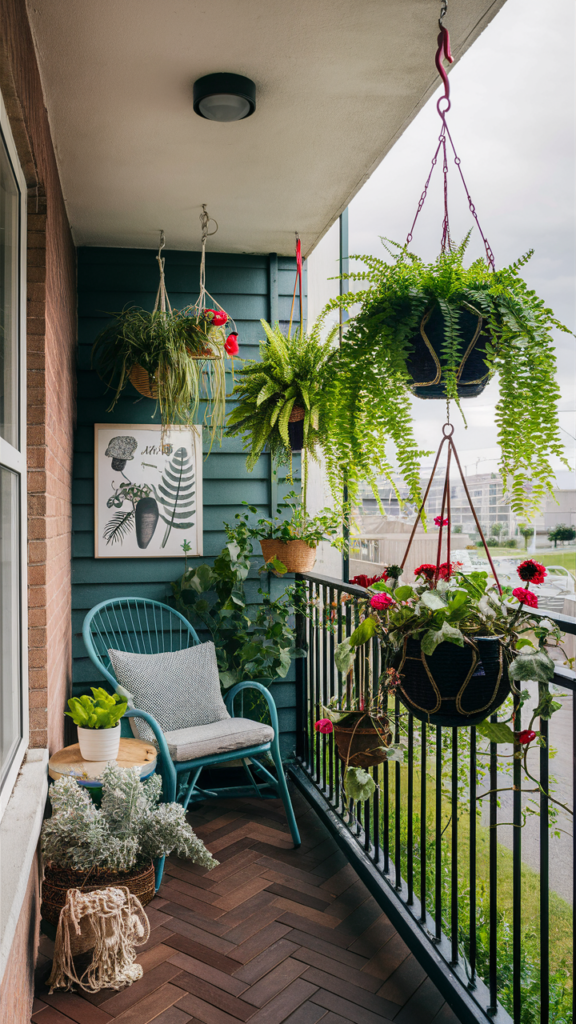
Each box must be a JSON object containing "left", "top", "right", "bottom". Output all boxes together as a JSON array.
[{"left": 347, "top": 0, "right": 575, "bottom": 479}]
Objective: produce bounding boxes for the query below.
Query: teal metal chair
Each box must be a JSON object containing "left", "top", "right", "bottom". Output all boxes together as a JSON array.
[{"left": 82, "top": 597, "right": 300, "bottom": 887}]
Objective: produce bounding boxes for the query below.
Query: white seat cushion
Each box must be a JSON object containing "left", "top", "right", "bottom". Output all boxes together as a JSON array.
[{"left": 163, "top": 717, "right": 274, "bottom": 761}]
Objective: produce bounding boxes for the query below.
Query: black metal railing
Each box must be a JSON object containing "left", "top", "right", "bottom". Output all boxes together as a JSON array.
[{"left": 291, "top": 572, "right": 576, "bottom": 1024}]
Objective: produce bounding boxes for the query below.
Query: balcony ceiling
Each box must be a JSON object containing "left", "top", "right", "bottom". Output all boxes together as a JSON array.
[{"left": 27, "top": 0, "right": 506, "bottom": 255}]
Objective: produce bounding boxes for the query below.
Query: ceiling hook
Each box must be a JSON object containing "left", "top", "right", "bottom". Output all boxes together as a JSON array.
[
  {"left": 200, "top": 203, "right": 219, "bottom": 241},
  {"left": 158, "top": 229, "right": 166, "bottom": 254},
  {"left": 438, "top": 0, "right": 448, "bottom": 29}
]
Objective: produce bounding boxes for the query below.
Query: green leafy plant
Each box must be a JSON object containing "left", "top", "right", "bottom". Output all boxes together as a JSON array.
[
  {"left": 226, "top": 319, "right": 337, "bottom": 508},
  {"left": 65, "top": 687, "right": 127, "bottom": 729},
  {"left": 243, "top": 492, "right": 346, "bottom": 554},
  {"left": 41, "top": 764, "right": 218, "bottom": 873},
  {"left": 171, "top": 517, "right": 304, "bottom": 691},
  {"left": 91, "top": 306, "right": 227, "bottom": 441},
  {"left": 324, "top": 236, "right": 571, "bottom": 519}
]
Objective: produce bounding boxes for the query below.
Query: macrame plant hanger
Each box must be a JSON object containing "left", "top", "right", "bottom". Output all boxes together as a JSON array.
[
  {"left": 191, "top": 204, "right": 239, "bottom": 344},
  {"left": 399, "top": 2, "right": 500, "bottom": 591},
  {"left": 153, "top": 230, "right": 172, "bottom": 314}
]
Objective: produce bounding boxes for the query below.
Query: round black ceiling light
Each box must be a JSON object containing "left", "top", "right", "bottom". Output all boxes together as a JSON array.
[{"left": 193, "top": 73, "right": 256, "bottom": 122}]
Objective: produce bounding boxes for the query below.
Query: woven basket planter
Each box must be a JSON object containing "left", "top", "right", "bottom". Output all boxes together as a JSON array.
[
  {"left": 260, "top": 538, "right": 316, "bottom": 574},
  {"left": 406, "top": 306, "right": 491, "bottom": 400},
  {"left": 129, "top": 363, "right": 158, "bottom": 399},
  {"left": 288, "top": 405, "right": 305, "bottom": 452},
  {"left": 41, "top": 861, "right": 155, "bottom": 926},
  {"left": 333, "top": 717, "right": 392, "bottom": 768},
  {"left": 395, "top": 635, "right": 509, "bottom": 727}
]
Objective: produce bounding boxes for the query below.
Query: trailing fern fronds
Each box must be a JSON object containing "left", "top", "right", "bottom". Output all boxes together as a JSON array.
[{"left": 324, "top": 237, "right": 572, "bottom": 521}]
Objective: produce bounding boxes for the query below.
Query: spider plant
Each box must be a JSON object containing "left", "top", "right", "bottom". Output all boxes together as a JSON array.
[{"left": 92, "top": 306, "right": 227, "bottom": 443}]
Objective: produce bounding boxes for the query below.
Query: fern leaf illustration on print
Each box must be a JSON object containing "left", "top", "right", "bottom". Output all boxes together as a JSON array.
[{"left": 153, "top": 446, "right": 195, "bottom": 548}]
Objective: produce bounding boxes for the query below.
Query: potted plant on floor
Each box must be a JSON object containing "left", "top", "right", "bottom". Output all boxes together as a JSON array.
[
  {"left": 337, "top": 558, "right": 563, "bottom": 728},
  {"left": 66, "top": 687, "right": 127, "bottom": 761},
  {"left": 41, "top": 763, "right": 217, "bottom": 925},
  {"left": 225, "top": 318, "right": 337, "bottom": 498}
]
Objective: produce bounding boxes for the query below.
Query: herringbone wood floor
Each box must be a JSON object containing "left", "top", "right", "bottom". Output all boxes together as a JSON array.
[{"left": 32, "top": 788, "right": 459, "bottom": 1024}]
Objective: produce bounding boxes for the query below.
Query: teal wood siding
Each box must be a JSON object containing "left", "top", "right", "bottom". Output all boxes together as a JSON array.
[{"left": 73, "top": 247, "right": 302, "bottom": 757}]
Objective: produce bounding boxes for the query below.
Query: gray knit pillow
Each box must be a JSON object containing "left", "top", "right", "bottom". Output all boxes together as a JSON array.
[{"left": 108, "top": 642, "right": 229, "bottom": 744}]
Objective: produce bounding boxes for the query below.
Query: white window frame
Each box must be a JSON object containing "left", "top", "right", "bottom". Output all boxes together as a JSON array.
[{"left": 0, "top": 86, "right": 28, "bottom": 820}]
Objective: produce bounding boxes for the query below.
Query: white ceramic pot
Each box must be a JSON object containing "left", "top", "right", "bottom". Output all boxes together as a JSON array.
[{"left": 77, "top": 723, "right": 121, "bottom": 762}]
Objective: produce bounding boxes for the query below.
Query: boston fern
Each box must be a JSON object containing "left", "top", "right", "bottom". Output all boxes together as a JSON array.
[
  {"left": 325, "top": 236, "right": 571, "bottom": 520},
  {"left": 226, "top": 319, "right": 337, "bottom": 475}
]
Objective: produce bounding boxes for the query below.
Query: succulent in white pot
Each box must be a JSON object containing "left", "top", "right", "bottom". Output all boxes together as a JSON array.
[{"left": 65, "top": 687, "right": 127, "bottom": 761}]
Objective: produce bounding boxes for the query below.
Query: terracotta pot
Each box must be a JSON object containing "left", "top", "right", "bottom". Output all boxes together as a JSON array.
[
  {"left": 333, "top": 716, "right": 392, "bottom": 768},
  {"left": 41, "top": 861, "right": 155, "bottom": 926},
  {"left": 406, "top": 305, "right": 491, "bottom": 400},
  {"left": 394, "top": 635, "right": 510, "bottom": 727},
  {"left": 260, "top": 538, "right": 316, "bottom": 574},
  {"left": 77, "top": 723, "right": 121, "bottom": 761}
]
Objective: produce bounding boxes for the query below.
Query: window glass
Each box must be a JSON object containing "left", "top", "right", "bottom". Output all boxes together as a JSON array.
[
  {"left": 0, "top": 132, "right": 19, "bottom": 450},
  {"left": 0, "top": 466, "right": 21, "bottom": 787}
]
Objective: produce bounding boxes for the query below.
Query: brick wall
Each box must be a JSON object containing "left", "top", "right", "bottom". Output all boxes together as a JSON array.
[{"left": 0, "top": 0, "right": 77, "bottom": 753}]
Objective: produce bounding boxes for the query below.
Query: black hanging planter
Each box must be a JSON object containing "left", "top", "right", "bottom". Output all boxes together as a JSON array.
[
  {"left": 405, "top": 305, "right": 491, "bottom": 400},
  {"left": 395, "top": 635, "right": 510, "bottom": 727},
  {"left": 288, "top": 406, "right": 305, "bottom": 452}
]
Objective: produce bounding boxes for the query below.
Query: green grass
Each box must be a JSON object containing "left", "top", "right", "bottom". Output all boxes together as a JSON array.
[{"left": 471, "top": 549, "right": 576, "bottom": 574}]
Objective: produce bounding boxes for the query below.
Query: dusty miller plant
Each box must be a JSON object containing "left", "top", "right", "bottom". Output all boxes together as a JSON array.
[{"left": 42, "top": 764, "right": 218, "bottom": 873}]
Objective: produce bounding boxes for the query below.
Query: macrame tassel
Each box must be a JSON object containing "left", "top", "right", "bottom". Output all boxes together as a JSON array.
[{"left": 47, "top": 886, "right": 150, "bottom": 993}]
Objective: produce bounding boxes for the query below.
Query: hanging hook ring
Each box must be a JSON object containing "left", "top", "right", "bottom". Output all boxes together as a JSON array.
[
  {"left": 439, "top": 0, "right": 448, "bottom": 28},
  {"left": 200, "top": 204, "right": 218, "bottom": 240},
  {"left": 442, "top": 422, "right": 455, "bottom": 437}
]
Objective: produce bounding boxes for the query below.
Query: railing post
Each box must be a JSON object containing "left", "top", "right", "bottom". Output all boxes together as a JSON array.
[{"left": 294, "top": 573, "right": 307, "bottom": 761}]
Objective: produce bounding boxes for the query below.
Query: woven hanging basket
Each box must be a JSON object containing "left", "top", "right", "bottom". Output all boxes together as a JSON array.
[
  {"left": 333, "top": 717, "right": 392, "bottom": 768},
  {"left": 394, "top": 635, "right": 509, "bottom": 728},
  {"left": 129, "top": 364, "right": 158, "bottom": 400},
  {"left": 406, "top": 306, "right": 491, "bottom": 400},
  {"left": 41, "top": 861, "right": 155, "bottom": 926},
  {"left": 288, "top": 406, "right": 305, "bottom": 452},
  {"left": 260, "top": 538, "right": 316, "bottom": 574}
]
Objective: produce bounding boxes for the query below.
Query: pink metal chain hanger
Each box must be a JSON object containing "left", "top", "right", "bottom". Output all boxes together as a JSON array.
[{"left": 400, "top": 2, "right": 501, "bottom": 592}]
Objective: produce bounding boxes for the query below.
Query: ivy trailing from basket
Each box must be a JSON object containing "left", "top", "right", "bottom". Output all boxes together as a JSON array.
[{"left": 323, "top": 235, "right": 571, "bottom": 520}]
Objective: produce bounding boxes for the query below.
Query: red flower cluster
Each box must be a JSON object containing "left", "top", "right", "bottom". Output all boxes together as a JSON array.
[
  {"left": 314, "top": 718, "right": 333, "bottom": 735},
  {"left": 350, "top": 572, "right": 388, "bottom": 588},
  {"left": 434, "top": 515, "right": 449, "bottom": 527},
  {"left": 414, "top": 562, "right": 456, "bottom": 581},
  {"left": 225, "top": 332, "right": 239, "bottom": 355},
  {"left": 512, "top": 587, "right": 538, "bottom": 609},
  {"left": 517, "top": 559, "right": 547, "bottom": 585},
  {"left": 516, "top": 729, "right": 536, "bottom": 745},
  {"left": 370, "top": 592, "right": 394, "bottom": 610},
  {"left": 414, "top": 563, "right": 436, "bottom": 581},
  {"left": 204, "top": 308, "right": 228, "bottom": 327}
]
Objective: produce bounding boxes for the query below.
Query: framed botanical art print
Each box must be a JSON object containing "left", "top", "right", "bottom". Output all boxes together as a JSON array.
[{"left": 94, "top": 424, "right": 203, "bottom": 558}]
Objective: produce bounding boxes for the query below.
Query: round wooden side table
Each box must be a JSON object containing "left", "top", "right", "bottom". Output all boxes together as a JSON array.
[{"left": 49, "top": 737, "right": 157, "bottom": 790}]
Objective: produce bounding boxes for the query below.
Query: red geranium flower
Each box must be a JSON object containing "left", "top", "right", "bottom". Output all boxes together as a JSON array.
[
  {"left": 315, "top": 718, "right": 333, "bottom": 735},
  {"left": 205, "top": 308, "right": 228, "bottom": 326},
  {"left": 370, "top": 593, "right": 394, "bottom": 610},
  {"left": 225, "top": 332, "right": 239, "bottom": 355},
  {"left": 517, "top": 559, "right": 547, "bottom": 586},
  {"left": 414, "top": 564, "right": 436, "bottom": 581},
  {"left": 437, "top": 562, "right": 455, "bottom": 580},
  {"left": 517, "top": 729, "right": 536, "bottom": 745},
  {"left": 350, "top": 572, "right": 388, "bottom": 588},
  {"left": 434, "top": 515, "right": 449, "bottom": 527},
  {"left": 512, "top": 587, "right": 538, "bottom": 609}
]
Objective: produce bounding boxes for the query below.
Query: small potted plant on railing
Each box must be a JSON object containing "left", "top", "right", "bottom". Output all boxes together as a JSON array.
[
  {"left": 322, "top": 236, "right": 571, "bottom": 519},
  {"left": 242, "top": 492, "right": 345, "bottom": 575},
  {"left": 40, "top": 763, "right": 217, "bottom": 924},
  {"left": 66, "top": 687, "right": 127, "bottom": 761},
  {"left": 337, "top": 558, "right": 563, "bottom": 729}
]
